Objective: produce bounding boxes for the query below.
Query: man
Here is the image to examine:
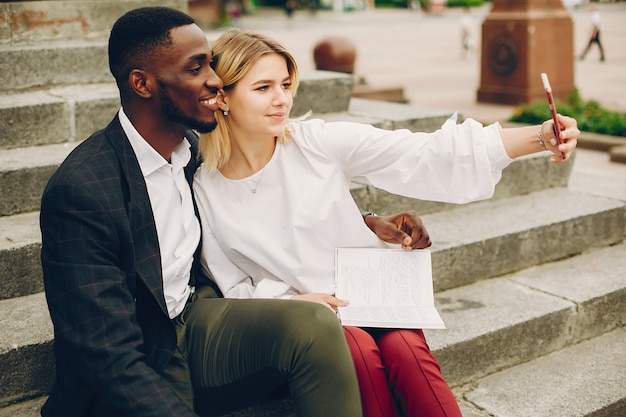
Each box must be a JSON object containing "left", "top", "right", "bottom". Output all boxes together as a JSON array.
[
  {"left": 579, "top": 4, "right": 605, "bottom": 62},
  {"left": 40, "top": 7, "right": 430, "bottom": 417}
]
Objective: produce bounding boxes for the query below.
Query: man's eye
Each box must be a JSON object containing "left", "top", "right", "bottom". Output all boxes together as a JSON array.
[{"left": 190, "top": 66, "right": 201, "bottom": 74}]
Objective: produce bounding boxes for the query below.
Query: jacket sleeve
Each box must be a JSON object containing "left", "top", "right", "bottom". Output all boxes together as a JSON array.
[{"left": 40, "top": 175, "right": 198, "bottom": 417}]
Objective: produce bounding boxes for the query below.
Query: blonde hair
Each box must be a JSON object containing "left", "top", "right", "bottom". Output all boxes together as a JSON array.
[{"left": 199, "top": 29, "right": 300, "bottom": 171}]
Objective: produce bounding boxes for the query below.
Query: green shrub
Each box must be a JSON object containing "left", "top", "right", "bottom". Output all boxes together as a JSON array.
[
  {"left": 375, "top": 0, "right": 485, "bottom": 8},
  {"left": 509, "top": 90, "right": 626, "bottom": 137},
  {"left": 446, "top": 0, "right": 484, "bottom": 7}
]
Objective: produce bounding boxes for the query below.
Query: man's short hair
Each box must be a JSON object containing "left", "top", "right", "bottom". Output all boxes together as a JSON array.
[{"left": 108, "top": 7, "right": 195, "bottom": 88}]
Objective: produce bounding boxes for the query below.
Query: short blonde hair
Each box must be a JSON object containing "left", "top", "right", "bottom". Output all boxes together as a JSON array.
[{"left": 199, "top": 29, "right": 299, "bottom": 171}]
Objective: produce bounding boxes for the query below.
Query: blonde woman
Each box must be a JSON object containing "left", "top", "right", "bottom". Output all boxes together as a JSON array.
[{"left": 194, "top": 29, "right": 579, "bottom": 417}]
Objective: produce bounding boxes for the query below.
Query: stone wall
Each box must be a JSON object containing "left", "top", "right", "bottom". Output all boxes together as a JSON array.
[{"left": 0, "top": 0, "right": 187, "bottom": 44}]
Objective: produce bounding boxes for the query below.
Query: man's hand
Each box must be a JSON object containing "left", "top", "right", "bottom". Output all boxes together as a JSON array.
[{"left": 364, "top": 211, "right": 431, "bottom": 251}]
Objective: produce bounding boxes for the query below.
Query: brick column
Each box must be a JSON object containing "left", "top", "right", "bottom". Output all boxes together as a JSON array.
[{"left": 476, "top": 0, "right": 575, "bottom": 105}]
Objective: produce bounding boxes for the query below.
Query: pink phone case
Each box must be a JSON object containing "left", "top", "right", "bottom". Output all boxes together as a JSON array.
[{"left": 541, "top": 73, "right": 565, "bottom": 159}]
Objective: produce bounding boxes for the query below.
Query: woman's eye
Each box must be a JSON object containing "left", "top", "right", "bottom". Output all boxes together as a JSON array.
[
  {"left": 256, "top": 86, "right": 269, "bottom": 91},
  {"left": 282, "top": 83, "right": 292, "bottom": 90}
]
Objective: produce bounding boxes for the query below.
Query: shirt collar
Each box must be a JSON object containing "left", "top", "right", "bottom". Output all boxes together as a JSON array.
[{"left": 118, "top": 107, "right": 191, "bottom": 176}]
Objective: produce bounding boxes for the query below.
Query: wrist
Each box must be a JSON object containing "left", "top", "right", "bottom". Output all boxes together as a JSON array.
[
  {"left": 361, "top": 211, "right": 377, "bottom": 220},
  {"left": 362, "top": 211, "right": 377, "bottom": 230},
  {"left": 538, "top": 126, "right": 548, "bottom": 151}
]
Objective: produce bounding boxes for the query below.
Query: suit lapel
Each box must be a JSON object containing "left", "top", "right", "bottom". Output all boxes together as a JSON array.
[{"left": 105, "top": 116, "right": 168, "bottom": 315}]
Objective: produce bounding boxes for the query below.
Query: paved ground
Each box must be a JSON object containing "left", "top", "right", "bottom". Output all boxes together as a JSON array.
[
  {"left": 202, "top": 2, "right": 626, "bottom": 180},
  {"left": 204, "top": 2, "right": 626, "bottom": 118}
]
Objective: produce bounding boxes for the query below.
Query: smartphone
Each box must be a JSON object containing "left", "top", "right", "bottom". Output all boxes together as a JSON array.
[{"left": 540, "top": 73, "right": 565, "bottom": 159}]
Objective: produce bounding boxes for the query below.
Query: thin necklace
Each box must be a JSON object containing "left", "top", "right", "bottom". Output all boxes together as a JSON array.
[{"left": 227, "top": 144, "right": 275, "bottom": 194}]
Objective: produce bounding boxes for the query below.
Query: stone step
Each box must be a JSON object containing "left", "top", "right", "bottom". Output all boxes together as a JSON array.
[
  {"left": 0, "top": 89, "right": 475, "bottom": 217},
  {"left": 291, "top": 70, "right": 354, "bottom": 117},
  {"left": 1, "top": 187, "right": 623, "bottom": 299},
  {"left": 322, "top": 96, "right": 454, "bottom": 133},
  {"left": 425, "top": 242, "right": 626, "bottom": 385},
  {"left": 0, "top": 144, "right": 80, "bottom": 216},
  {"left": 0, "top": 138, "right": 571, "bottom": 217},
  {"left": 0, "top": 84, "right": 120, "bottom": 149},
  {"left": 0, "top": 396, "right": 46, "bottom": 417},
  {"left": 0, "top": 212, "right": 42, "bottom": 300},
  {"left": 0, "top": 292, "right": 54, "bottom": 408},
  {"left": 0, "top": 0, "right": 186, "bottom": 46},
  {"left": 0, "top": 41, "right": 111, "bottom": 96},
  {"left": 423, "top": 187, "right": 624, "bottom": 291},
  {"left": 0, "top": 0, "right": 190, "bottom": 95},
  {"left": 569, "top": 163, "right": 626, "bottom": 204},
  {"left": 1, "top": 242, "right": 624, "bottom": 415},
  {"left": 0, "top": 71, "right": 355, "bottom": 150},
  {"left": 460, "top": 327, "right": 626, "bottom": 417}
]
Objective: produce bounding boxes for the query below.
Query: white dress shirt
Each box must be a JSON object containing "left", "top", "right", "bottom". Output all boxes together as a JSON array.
[
  {"left": 119, "top": 109, "right": 200, "bottom": 318},
  {"left": 194, "top": 116, "right": 511, "bottom": 300}
]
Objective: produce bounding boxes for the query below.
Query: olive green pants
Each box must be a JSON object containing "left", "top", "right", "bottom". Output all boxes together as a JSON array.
[{"left": 162, "top": 286, "right": 363, "bottom": 417}]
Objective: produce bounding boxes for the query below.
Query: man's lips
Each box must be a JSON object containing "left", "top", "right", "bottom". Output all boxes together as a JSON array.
[{"left": 200, "top": 96, "right": 218, "bottom": 111}]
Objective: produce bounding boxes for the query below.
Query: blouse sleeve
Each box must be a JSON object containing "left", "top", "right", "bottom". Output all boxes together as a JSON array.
[{"left": 303, "top": 114, "right": 513, "bottom": 204}]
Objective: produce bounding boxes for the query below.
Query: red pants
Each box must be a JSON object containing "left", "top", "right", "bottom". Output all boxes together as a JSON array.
[{"left": 343, "top": 327, "right": 462, "bottom": 417}]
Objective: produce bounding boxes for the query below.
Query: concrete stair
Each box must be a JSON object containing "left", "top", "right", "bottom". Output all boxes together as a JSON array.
[{"left": 1, "top": 2, "right": 625, "bottom": 417}]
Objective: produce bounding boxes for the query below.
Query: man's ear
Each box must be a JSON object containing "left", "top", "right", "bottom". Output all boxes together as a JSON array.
[{"left": 128, "top": 69, "right": 153, "bottom": 99}]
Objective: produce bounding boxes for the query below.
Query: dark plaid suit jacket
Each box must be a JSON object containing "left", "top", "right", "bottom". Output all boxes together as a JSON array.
[{"left": 40, "top": 115, "right": 201, "bottom": 417}]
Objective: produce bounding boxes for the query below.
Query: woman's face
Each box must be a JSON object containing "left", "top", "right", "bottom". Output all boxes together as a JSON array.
[{"left": 222, "top": 53, "right": 293, "bottom": 141}]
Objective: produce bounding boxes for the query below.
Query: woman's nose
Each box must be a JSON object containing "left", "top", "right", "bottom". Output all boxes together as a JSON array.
[{"left": 273, "top": 87, "right": 291, "bottom": 105}]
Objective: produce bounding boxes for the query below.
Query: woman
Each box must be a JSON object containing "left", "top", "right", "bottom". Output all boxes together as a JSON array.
[{"left": 194, "top": 29, "right": 579, "bottom": 417}]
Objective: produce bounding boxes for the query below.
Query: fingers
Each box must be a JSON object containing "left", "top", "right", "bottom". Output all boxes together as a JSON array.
[
  {"left": 326, "top": 296, "right": 348, "bottom": 312},
  {"left": 408, "top": 225, "right": 432, "bottom": 249},
  {"left": 557, "top": 114, "right": 580, "bottom": 142},
  {"left": 397, "top": 212, "right": 431, "bottom": 250},
  {"left": 292, "top": 293, "right": 347, "bottom": 312},
  {"left": 551, "top": 114, "right": 580, "bottom": 162},
  {"left": 321, "top": 295, "right": 348, "bottom": 313},
  {"left": 369, "top": 211, "right": 432, "bottom": 250},
  {"left": 401, "top": 232, "right": 432, "bottom": 251}
]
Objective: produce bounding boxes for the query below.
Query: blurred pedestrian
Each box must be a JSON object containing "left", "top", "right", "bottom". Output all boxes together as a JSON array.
[
  {"left": 460, "top": 7, "right": 475, "bottom": 59},
  {"left": 226, "top": 0, "right": 241, "bottom": 27},
  {"left": 285, "top": 0, "right": 297, "bottom": 18},
  {"left": 579, "top": 4, "right": 605, "bottom": 62}
]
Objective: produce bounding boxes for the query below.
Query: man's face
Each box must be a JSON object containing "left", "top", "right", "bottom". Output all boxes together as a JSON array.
[{"left": 153, "top": 24, "right": 223, "bottom": 133}]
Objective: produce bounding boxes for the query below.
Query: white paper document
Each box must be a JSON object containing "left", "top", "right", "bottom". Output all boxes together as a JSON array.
[{"left": 334, "top": 248, "right": 445, "bottom": 329}]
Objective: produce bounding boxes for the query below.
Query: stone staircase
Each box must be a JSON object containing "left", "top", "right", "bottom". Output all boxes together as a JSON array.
[{"left": 1, "top": 1, "right": 625, "bottom": 417}]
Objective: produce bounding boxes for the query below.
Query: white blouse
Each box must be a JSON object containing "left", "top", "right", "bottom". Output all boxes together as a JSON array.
[{"left": 193, "top": 116, "right": 511, "bottom": 299}]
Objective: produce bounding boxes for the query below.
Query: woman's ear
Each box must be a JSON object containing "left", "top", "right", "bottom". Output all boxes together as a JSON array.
[{"left": 217, "top": 90, "right": 228, "bottom": 112}]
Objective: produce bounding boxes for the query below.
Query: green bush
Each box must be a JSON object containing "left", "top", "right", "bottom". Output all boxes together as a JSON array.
[
  {"left": 374, "top": 0, "right": 485, "bottom": 8},
  {"left": 374, "top": 0, "right": 409, "bottom": 8},
  {"left": 446, "top": 0, "right": 485, "bottom": 7},
  {"left": 509, "top": 90, "right": 626, "bottom": 137}
]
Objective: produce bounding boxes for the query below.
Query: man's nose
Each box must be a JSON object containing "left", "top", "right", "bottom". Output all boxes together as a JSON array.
[{"left": 205, "top": 69, "right": 223, "bottom": 90}]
